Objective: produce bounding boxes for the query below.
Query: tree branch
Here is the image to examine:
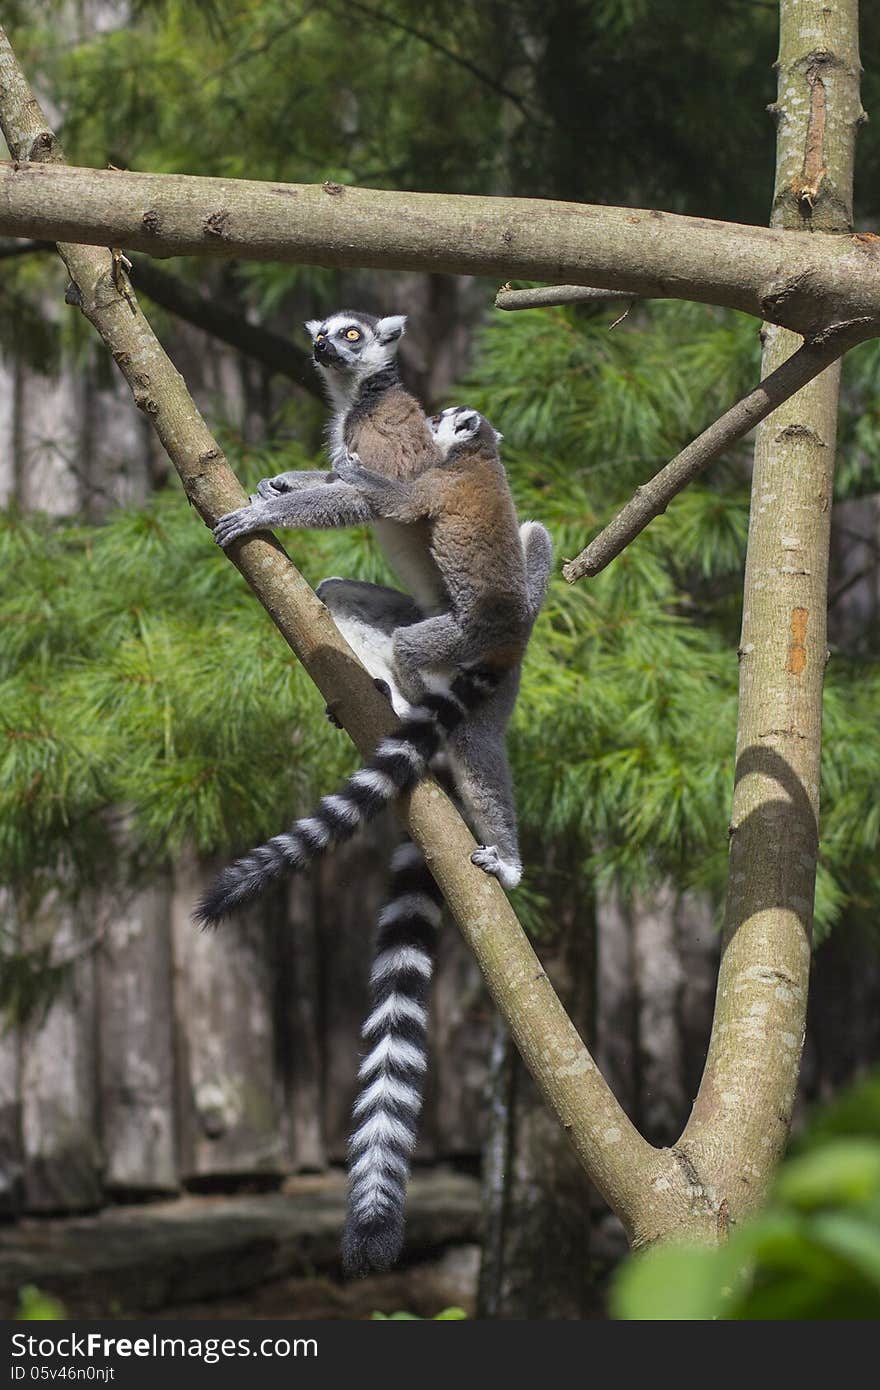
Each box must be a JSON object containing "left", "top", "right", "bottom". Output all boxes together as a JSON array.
[
  {"left": 496, "top": 284, "right": 637, "bottom": 311},
  {"left": 2, "top": 160, "right": 880, "bottom": 337},
  {"left": 0, "top": 22, "right": 709, "bottom": 1247},
  {"left": 562, "top": 320, "right": 869, "bottom": 582}
]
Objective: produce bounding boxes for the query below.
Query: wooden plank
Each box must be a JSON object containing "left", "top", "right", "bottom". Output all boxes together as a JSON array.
[
  {"left": 171, "top": 856, "right": 286, "bottom": 1182},
  {"left": 631, "top": 882, "right": 687, "bottom": 1143},
  {"left": 275, "top": 875, "right": 326, "bottom": 1171},
  {"left": 675, "top": 891, "right": 718, "bottom": 1100},
  {"left": 430, "top": 920, "right": 490, "bottom": 1158},
  {"left": 595, "top": 882, "right": 638, "bottom": 1120},
  {"left": 20, "top": 896, "right": 102, "bottom": 1212},
  {"left": 0, "top": 1012, "right": 23, "bottom": 1216},
  {"left": 98, "top": 883, "right": 178, "bottom": 1194}
]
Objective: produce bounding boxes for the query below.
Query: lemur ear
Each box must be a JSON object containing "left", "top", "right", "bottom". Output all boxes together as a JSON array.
[
  {"left": 304, "top": 319, "right": 323, "bottom": 340},
  {"left": 375, "top": 315, "right": 407, "bottom": 344},
  {"left": 494, "top": 429, "right": 504, "bottom": 444}
]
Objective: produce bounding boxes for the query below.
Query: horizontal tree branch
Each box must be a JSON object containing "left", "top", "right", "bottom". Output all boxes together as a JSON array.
[
  {"left": 0, "top": 22, "right": 714, "bottom": 1247},
  {"left": 562, "top": 320, "right": 870, "bottom": 582},
  {"left": 496, "top": 284, "right": 637, "bottom": 310},
  {"left": 2, "top": 159, "right": 880, "bottom": 336}
]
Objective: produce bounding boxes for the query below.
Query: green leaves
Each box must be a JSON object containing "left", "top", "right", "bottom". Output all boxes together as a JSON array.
[{"left": 0, "top": 475, "right": 362, "bottom": 897}]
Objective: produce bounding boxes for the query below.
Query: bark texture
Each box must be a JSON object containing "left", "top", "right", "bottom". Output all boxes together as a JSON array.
[{"left": 3, "top": 162, "right": 880, "bottom": 337}]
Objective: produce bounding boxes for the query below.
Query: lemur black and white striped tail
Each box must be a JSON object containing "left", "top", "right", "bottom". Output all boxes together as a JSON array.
[
  {"left": 341, "top": 837, "right": 443, "bottom": 1276},
  {"left": 194, "top": 665, "right": 500, "bottom": 928}
]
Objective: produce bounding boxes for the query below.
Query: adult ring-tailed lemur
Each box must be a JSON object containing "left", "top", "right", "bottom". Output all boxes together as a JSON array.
[{"left": 205, "top": 312, "right": 552, "bottom": 1275}]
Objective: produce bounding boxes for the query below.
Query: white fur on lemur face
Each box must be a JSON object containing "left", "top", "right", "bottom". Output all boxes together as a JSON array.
[
  {"left": 304, "top": 311, "right": 407, "bottom": 382},
  {"left": 428, "top": 406, "right": 503, "bottom": 457}
]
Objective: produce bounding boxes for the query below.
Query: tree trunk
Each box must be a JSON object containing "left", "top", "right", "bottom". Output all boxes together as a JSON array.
[{"left": 680, "top": 0, "right": 864, "bottom": 1217}]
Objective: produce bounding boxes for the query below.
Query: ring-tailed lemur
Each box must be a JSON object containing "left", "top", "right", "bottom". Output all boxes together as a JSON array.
[
  {"left": 206, "top": 315, "right": 552, "bottom": 1273},
  {"left": 210, "top": 315, "right": 548, "bottom": 894},
  {"left": 340, "top": 424, "right": 551, "bottom": 1276},
  {"left": 212, "top": 311, "right": 445, "bottom": 625},
  {"left": 198, "top": 405, "right": 549, "bottom": 926}
]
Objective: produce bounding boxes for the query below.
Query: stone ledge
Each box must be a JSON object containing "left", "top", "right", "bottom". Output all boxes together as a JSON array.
[{"left": 0, "top": 1169, "right": 481, "bottom": 1317}]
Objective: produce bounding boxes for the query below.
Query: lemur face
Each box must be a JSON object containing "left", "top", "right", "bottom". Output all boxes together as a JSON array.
[
  {"left": 428, "top": 406, "right": 501, "bottom": 457},
  {"left": 303, "top": 312, "right": 406, "bottom": 376}
]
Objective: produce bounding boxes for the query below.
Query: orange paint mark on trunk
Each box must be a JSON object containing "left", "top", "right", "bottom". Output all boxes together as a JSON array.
[{"left": 787, "top": 607, "right": 809, "bottom": 675}]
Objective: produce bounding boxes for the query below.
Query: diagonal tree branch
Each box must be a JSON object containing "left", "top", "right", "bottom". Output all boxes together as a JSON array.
[
  {"left": 2, "top": 159, "right": 880, "bottom": 337},
  {"left": 562, "top": 318, "right": 870, "bottom": 583},
  {"left": 0, "top": 23, "right": 710, "bottom": 1247}
]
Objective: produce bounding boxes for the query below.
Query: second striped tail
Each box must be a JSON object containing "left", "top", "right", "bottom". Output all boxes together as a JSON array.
[{"left": 341, "top": 837, "right": 443, "bottom": 1276}]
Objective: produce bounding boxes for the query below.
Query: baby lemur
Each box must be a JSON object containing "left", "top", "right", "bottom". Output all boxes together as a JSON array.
[{"left": 204, "top": 312, "right": 552, "bottom": 1277}]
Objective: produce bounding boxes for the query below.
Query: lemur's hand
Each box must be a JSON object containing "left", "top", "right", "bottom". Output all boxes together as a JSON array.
[
  {"left": 212, "top": 500, "right": 272, "bottom": 549},
  {"left": 333, "top": 449, "right": 366, "bottom": 483},
  {"left": 334, "top": 451, "right": 394, "bottom": 494},
  {"left": 254, "top": 469, "right": 333, "bottom": 499}
]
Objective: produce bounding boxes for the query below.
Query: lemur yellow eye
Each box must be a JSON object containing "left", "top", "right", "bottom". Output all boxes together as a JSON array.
[{"left": 345, "top": 329, "right": 361, "bottom": 341}]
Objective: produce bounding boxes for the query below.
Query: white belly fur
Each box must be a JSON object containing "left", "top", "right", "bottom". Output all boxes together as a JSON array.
[{"left": 330, "top": 612, "right": 416, "bottom": 719}]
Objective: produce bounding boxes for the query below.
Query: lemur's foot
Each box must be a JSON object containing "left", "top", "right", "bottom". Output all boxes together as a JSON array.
[
  {"left": 471, "top": 846, "right": 522, "bottom": 891},
  {"left": 324, "top": 701, "right": 344, "bottom": 729},
  {"left": 373, "top": 678, "right": 393, "bottom": 703}
]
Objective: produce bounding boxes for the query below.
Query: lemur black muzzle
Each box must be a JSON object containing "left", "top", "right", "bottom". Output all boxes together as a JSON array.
[{"left": 313, "top": 337, "right": 345, "bottom": 367}]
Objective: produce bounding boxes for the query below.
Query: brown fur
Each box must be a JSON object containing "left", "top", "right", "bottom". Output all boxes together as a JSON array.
[
  {"left": 345, "top": 385, "right": 439, "bottom": 480},
  {"left": 367, "top": 432, "right": 531, "bottom": 671}
]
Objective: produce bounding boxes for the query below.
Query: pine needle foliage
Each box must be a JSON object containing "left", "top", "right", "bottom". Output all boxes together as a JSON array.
[
  {"left": 3, "top": 302, "right": 879, "bottom": 956},
  {"left": 466, "top": 302, "right": 880, "bottom": 938}
]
